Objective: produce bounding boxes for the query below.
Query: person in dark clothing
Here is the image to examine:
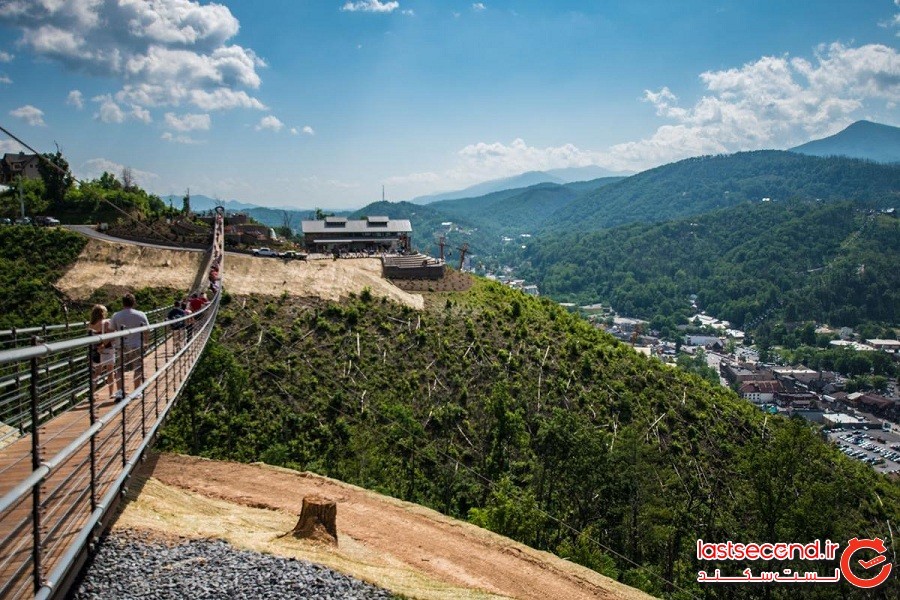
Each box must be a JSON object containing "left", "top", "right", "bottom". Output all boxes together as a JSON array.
[
  {"left": 183, "top": 301, "right": 195, "bottom": 340},
  {"left": 167, "top": 300, "right": 187, "bottom": 350}
]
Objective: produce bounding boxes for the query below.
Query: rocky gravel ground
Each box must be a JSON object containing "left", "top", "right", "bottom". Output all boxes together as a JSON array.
[{"left": 73, "top": 530, "right": 397, "bottom": 600}]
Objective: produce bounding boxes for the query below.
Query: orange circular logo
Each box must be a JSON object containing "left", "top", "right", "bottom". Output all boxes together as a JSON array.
[{"left": 840, "top": 537, "right": 892, "bottom": 589}]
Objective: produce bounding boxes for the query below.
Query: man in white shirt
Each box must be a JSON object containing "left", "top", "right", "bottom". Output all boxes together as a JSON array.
[{"left": 110, "top": 293, "right": 150, "bottom": 399}]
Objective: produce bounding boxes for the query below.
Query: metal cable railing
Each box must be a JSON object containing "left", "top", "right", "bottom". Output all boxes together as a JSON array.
[
  {"left": 0, "top": 209, "right": 225, "bottom": 600},
  {"left": 0, "top": 306, "right": 171, "bottom": 351}
]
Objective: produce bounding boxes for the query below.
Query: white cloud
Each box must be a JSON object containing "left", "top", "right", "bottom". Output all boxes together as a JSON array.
[
  {"left": 255, "top": 115, "right": 284, "bottom": 132},
  {"left": 0, "top": 75, "right": 10, "bottom": 84},
  {"left": 0, "top": 139, "right": 25, "bottom": 153},
  {"left": 161, "top": 131, "right": 203, "bottom": 144},
  {"left": 79, "top": 158, "right": 158, "bottom": 185},
  {"left": 301, "top": 125, "right": 315, "bottom": 135},
  {"left": 131, "top": 105, "right": 152, "bottom": 123},
  {"left": 883, "top": 0, "right": 900, "bottom": 34},
  {"left": 401, "top": 9, "right": 414, "bottom": 16},
  {"left": 66, "top": 89, "right": 84, "bottom": 109},
  {"left": 386, "top": 138, "right": 605, "bottom": 190},
  {"left": 164, "top": 111, "right": 210, "bottom": 131},
  {"left": 472, "top": 3, "right": 487, "bottom": 11},
  {"left": 10, "top": 104, "right": 45, "bottom": 126},
  {"left": 604, "top": 42, "right": 900, "bottom": 170},
  {"left": 186, "top": 88, "right": 267, "bottom": 111},
  {"left": 0, "top": 0, "right": 266, "bottom": 115},
  {"left": 93, "top": 94, "right": 125, "bottom": 123},
  {"left": 341, "top": 1, "right": 400, "bottom": 13},
  {"left": 385, "top": 42, "right": 900, "bottom": 197},
  {"left": 0, "top": 50, "right": 12, "bottom": 62}
]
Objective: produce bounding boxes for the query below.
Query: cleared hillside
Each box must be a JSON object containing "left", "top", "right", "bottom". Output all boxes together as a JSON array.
[
  {"left": 115, "top": 453, "right": 652, "bottom": 600},
  {"left": 56, "top": 238, "right": 423, "bottom": 310},
  {"left": 160, "top": 280, "right": 900, "bottom": 599}
]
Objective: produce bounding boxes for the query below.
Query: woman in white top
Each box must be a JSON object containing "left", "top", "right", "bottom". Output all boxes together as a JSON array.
[{"left": 88, "top": 304, "right": 115, "bottom": 399}]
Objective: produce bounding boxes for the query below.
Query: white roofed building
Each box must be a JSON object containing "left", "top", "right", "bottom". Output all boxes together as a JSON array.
[{"left": 301, "top": 216, "right": 412, "bottom": 253}]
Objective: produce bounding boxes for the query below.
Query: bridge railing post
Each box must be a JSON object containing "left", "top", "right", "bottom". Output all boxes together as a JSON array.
[
  {"left": 29, "top": 336, "right": 43, "bottom": 593},
  {"left": 87, "top": 343, "right": 97, "bottom": 512},
  {"left": 119, "top": 335, "right": 127, "bottom": 468},
  {"left": 140, "top": 335, "right": 146, "bottom": 439}
]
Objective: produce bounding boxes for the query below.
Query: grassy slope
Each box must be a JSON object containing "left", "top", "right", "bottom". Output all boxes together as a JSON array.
[{"left": 161, "top": 281, "right": 900, "bottom": 599}]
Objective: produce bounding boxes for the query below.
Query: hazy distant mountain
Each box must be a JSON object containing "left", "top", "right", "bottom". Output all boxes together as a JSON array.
[
  {"left": 790, "top": 120, "right": 900, "bottom": 163},
  {"left": 410, "top": 166, "right": 633, "bottom": 205},
  {"left": 162, "top": 194, "right": 260, "bottom": 213},
  {"left": 411, "top": 171, "right": 564, "bottom": 204},
  {"left": 544, "top": 165, "right": 633, "bottom": 182}
]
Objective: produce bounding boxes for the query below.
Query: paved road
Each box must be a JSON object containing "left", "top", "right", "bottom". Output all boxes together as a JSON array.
[{"left": 65, "top": 225, "right": 205, "bottom": 252}]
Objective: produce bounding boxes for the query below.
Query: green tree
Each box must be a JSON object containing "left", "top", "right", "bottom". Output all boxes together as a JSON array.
[{"left": 37, "top": 149, "right": 74, "bottom": 206}]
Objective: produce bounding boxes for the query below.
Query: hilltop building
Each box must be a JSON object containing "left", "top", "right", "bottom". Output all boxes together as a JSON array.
[
  {"left": 0, "top": 152, "right": 41, "bottom": 185},
  {"left": 301, "top": 216, "right": 411, "bottom": 253}
]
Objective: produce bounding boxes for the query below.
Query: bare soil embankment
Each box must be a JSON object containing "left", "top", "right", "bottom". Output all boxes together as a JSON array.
[
  {"left": 56, "top": 238, "right": 204, "bottom": 299},
  {"left": 117, "top": 454, "right": 653, "bottom": 600},
  {"left": 224, "top": 255, "right": 424, "bottom": 309},
  {"left": 57, "top": 238, "right": 423, "bottom": 309}
]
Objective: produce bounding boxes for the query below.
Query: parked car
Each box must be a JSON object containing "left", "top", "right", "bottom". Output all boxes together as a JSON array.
[
  {"left": 35, "top": 216, "right": 61, "bottom": 226},
  {"left": 0, "top": 217, "right": 11, "bottom": 225},
  {"left": 14, "top": 217, "right": 32, "bottom": 225},
  {"left": 252, "top": 247, "right": 278, "bottom": 257},
  {"left": 279, "top": 250, "right": 308, "bottom": 260}
]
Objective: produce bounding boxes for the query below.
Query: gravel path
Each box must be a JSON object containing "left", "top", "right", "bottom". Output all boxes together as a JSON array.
[{"left": 74, "top": 530, "right": 397, "bottom": 600}]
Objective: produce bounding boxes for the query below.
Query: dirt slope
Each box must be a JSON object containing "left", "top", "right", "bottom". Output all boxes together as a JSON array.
[
  {"left": 56, "top": 238, "right": 423, "bottom": 309},
  {"left": 56, "top": 238, "right": 204, "bottom": 298},
  {"left": 117, "top": 454, "right": 654, "bottom": 600},
  {"left": 225, "top": 254, "right": 424, "bottom": 309}
]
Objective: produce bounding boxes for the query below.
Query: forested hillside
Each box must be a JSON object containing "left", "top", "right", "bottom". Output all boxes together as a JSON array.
[
  {"left": 791, "top": 120, "right": 900, "bottom": 164},
  {"left": 521, "top": 200, "right": 900, "bottom": 332},
  {"left": 160, "top": 282, "right": 900, "bottom": 598},
  {"left": 544, "top": 151, "right": 900, "bottom": 232},
  {"left": 0, "top": 227, "right": 87, "bottom": 328},
  {"left": 354, "top": 178, "right": 621, "bottom": 259}
]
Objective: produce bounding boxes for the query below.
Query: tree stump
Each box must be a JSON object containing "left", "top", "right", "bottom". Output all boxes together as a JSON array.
[{"left": 289, "top": 495, "right": 338, "bottom": 545}]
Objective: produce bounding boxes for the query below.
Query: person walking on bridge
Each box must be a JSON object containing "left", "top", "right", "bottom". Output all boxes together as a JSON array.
[
  {"left": 88, "top": 304, "right": 115, "bottom": 399},
  {"left": 110, "top": 293, "right": 149, "bottom": 399}
]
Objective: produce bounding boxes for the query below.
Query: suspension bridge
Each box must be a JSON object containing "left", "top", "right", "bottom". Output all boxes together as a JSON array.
[{"left": 0, "top": 210, "right": 225, "bottom": 599}]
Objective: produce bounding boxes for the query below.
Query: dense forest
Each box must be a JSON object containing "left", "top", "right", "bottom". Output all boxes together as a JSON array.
[
  {"left": 159, "top": 282, "right": 900, "bottom": 599},
  {"left": 0, "top": 227, "right": 87, "bottom": 328},
  {"left": 544, "top": 151, "right": 900, "bottom": 232},
  {"left": 521, "top": 200, "right": 900, "bottom": 333}
]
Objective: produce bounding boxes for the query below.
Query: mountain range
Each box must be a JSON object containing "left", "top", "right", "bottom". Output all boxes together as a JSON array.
[
  {"left": 790, "top": 120, "right": 900, "bottom": 163},
  {"left": 409, "top": 165, "right": 631, "bottom": 204}
]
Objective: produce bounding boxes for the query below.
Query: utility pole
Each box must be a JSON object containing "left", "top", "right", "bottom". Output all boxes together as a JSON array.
[
  {"left": 18, "top": 174, "right": 25, "bottom": 220},
  {"left": 457, "top": 243, "right": 469, "bottom": 271}
]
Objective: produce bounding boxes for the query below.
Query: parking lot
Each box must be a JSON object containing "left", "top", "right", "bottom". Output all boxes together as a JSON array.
[{"left": 827, "top": 427, "right": 900, "bottom": 475}]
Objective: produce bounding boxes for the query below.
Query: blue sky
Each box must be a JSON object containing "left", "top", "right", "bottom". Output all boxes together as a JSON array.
[{"left": 1, "top": 0, "right": 898, "bottom": 209}]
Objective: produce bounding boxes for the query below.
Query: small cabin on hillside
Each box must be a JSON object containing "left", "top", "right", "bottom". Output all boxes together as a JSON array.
[{"left": 301, "top": 216, "right": 412, "bottom": 253}]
